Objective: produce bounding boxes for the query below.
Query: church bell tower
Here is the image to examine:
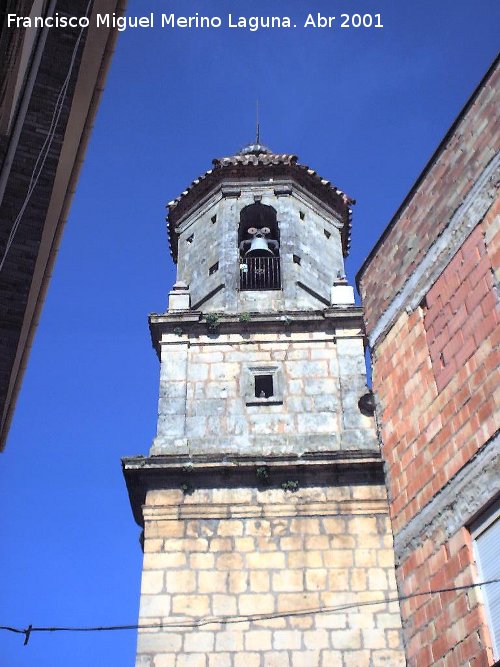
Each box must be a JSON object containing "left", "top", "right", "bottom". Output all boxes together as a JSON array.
[{"left": 123, "top": 143, "right": 405, "bottom": 667}]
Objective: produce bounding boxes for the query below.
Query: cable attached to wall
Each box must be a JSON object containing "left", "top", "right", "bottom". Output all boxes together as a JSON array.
[{"left": 1, "top": 578, "right": 498, "bottom": 646}]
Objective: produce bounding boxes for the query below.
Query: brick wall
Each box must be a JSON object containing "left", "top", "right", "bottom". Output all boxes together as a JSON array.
[
  {"left": 357, "top": 61, "right": 499, "bottom": 338},
  {"left": 375, "top": 208, "right": 498, "bottom": 534},
  {"left": 423, "top": 223, "right": 497, "bottom": 392},
  {"left": 357, "top": 60, "right": 500, "bottom": 666},
  {"left": 370, "top": 212, "right": 498, "bottom": 662},
  {"left": 367, "top": 197, "right": 498, "bottom": 667},
  {"left": 135, "top": 483, "right": 405, "bottom": 667},
  {"left": 398, "top": 527, "right": 494, "bottom": 666}
]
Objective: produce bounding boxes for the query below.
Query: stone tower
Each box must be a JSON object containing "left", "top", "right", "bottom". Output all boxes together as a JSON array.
[{"left": 123, "top": 144, "right": 405, "bottom": 667}]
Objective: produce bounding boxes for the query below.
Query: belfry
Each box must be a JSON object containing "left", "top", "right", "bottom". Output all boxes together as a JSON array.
[{"left": 123, "top": 143, "right": 405, "bottom": 666}]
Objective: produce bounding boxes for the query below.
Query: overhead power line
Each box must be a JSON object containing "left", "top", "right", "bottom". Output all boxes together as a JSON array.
[{"left": 2, "top": 579, "right": 498, "bottom": 646}]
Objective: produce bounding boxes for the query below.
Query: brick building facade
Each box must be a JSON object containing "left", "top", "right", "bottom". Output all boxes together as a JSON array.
[{"left": 357, "top": 58, "right": 499, "bottom": 666}]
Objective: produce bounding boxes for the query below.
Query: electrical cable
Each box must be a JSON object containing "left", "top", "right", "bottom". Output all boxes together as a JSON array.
[
  {"left": 0, "top": 0, "right": 93, "bottom": 274},
  {"left": 1, "top": 578, "right": 498, "bottom": 646}
]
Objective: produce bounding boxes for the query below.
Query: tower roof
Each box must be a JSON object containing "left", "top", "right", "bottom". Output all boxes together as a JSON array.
[
  {"left": 167, "top": 145, "right": 354, "bottom": 261},
  {"left": 238, "top": 142, "right": 273, "bottom": 156}
]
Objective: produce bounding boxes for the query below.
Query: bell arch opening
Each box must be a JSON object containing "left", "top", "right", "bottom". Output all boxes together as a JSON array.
[
  {"left": 238, "top": 203, "right": 281, "bottom": 291},
  {"left": 238, "top": 203, "right": 280, "bottom": 252}
]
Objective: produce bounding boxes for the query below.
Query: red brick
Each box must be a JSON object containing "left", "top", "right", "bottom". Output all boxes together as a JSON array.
[
  {"left": 461, "top": 226, "right": 481, "bottom": 252},
  {"left": 477, "top": 401, "right": 494, "bottom": 423},
  {"left": 436, "top": 362, "right": 457, "bottom": 391},
  {"left": 447, "top": 250, "right": 465, "bottom": 276},
  {"left": 414, "top": 606, "right": 427, "bottom": 631},
  {"left": 479, "top": 288, "right": 497, "bottom": 317},
  {"left": 461, "top": 254, "right": 484, "bottom": 284},
  {"left": 432, "top": 304, "right": 454, "bottom": 336},
  {"left": 430, "top": 569, "right": 447, "bottom": 591},
  {"left": 448, "top": 530, "right": 466, "bottom": 555},
  {"left": 465, "top": 391, "right": 484, "bottom": 417},
  {"left": 447, "top": 304, "right": 468, "bottom": 337},
  {"left": 460, "top": 631, "right": 482, "bottom": 662},
  {"left": 449, "top": 593, "right": 468, "bottom": 620},
  {"left": 465, "top": 287, "right": 485, "bottom": 316},
  {"left": 414, "top": 645, "right": 432, "bottom": 665},
  {"left": 464, "top": 608, "right": 484, "bottom": 635},
  {"left": 468, "top": 258, "right": 490, "bottom": 289},
  {"left": 454, "top": 336, "right": 476, "bottom": 369},
  {"left": 432, "top": 635, "right": 448, "bottom": 661},
  {"left": 470, "top": 651, "right": 491, "bottom": 667},
  {"left": 425, "top": 287, "right": 441, "bottom": 308},
  {"left": 361, "top": 70, "right": 500, "bottom": 663},
  {"left": 441, "top": 331, "right": 464, "bottom": 365}
]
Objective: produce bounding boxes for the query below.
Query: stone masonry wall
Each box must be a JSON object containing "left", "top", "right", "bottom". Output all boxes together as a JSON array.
[
  {"left": 174, "top": 184, "right": 345, "bottom": 314},
  {"left": 135, "top": 483, "right": 406, "bottom": 667},
  {"left": 152, "top": 325, "right": 376, "bottom": 457}
]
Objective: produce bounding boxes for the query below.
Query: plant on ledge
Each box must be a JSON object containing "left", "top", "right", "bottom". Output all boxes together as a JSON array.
[
  {"left": 255, "top": 465, "right": 270, "bottom": 485},
  {"left": 281, "top": 480, "right": 299, "bottom": 493},
  {"left": 205, "top": 312, "right": 221, "bottom": 332}
]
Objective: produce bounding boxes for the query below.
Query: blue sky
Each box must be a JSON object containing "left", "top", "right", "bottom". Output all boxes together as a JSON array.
[{"left": 0, "top": 0, "right": 498, "bottom": 664}]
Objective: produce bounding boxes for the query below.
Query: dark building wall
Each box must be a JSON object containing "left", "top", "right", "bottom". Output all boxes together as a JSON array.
[
  {"left": 0, "top": 0, "right": 125, "bottom": 450},
  {"left": 357, "top": 58, "right": 499, "bottom": 666},
  {"left": 1, "top": 0, "right": 87, "bottom": 415}
]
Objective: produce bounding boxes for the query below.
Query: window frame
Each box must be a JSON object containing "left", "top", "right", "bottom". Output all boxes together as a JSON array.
[
  {"left": 470, "top": 495, "right": 500, "bottom": 659},
  {"left": 242, "top": 364, "right": 284, "bottom": 406}
]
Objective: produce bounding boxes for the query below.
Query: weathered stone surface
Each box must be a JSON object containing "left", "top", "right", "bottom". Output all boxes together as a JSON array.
[
  {"left": 173, "top": 183, "right": 346, "bottom": 314},
  {"left": 134, "top": 485, "right": 405, "bottom": 667},
  {"left": 130, "top": 140, "right": 403, "bottom": 667},
  {"left": 151, "top": 328, "right": 377, "bottom": 457}
]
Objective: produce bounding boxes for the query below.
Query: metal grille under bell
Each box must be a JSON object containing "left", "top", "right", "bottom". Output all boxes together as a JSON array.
[{"left": 239, "top": 256, "right": 281, "bottom": 291}]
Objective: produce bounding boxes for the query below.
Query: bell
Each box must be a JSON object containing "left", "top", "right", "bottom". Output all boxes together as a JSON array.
[{"left": 245, "top": 234, "right": 274, "bottom": 257}]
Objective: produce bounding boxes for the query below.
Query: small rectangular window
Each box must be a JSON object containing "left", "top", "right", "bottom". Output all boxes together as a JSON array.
[
  {"left": 255, "top": 374, "right": 274, "bottom": 398},
  {"left": 209, "top": 262, "right": 219, "bottom": 275},
  {"left": 293, "top": 254, "right": 301, "bottom": 265},
  {"left": 186, "top": 234, "right": 194, "bottom": 244},
  {"left": 324, "top": 229, "right": 331, "bottom": 239},
  {"left": 211, "top": 215, "right": 217, "bottom": 224},
  {"left": 299, "top": 211, "right": 305, "bottom": 220},
  {"left": 244, "top": 364, "right": 283, "bottom": 406}
]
